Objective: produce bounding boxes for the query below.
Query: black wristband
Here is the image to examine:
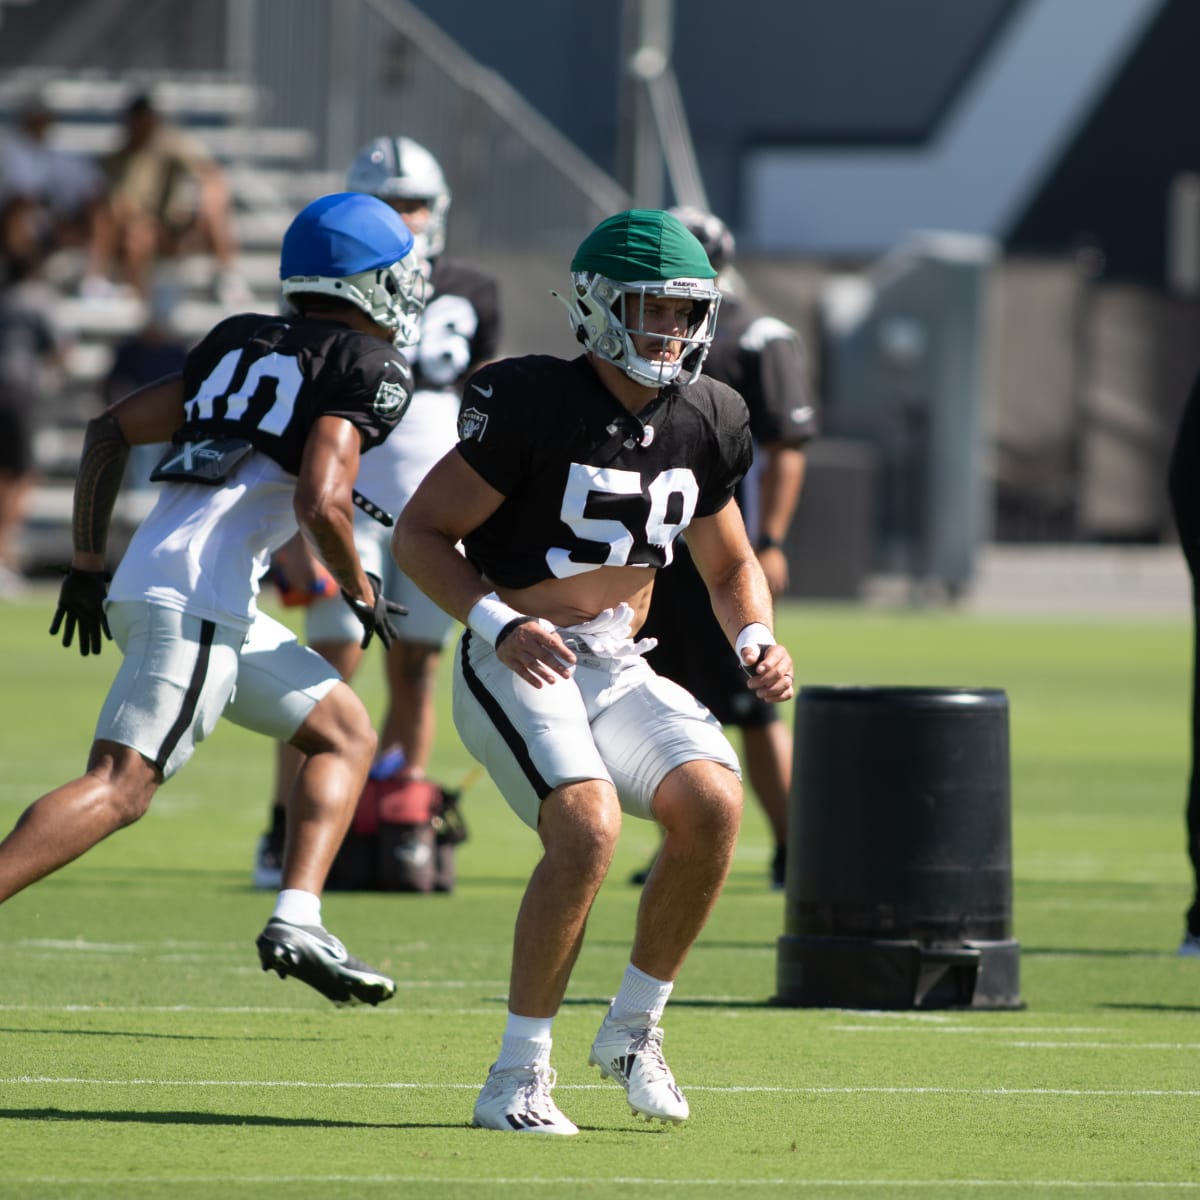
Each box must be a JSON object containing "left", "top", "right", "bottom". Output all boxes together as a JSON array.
[
  {"left": 741, "top": 643, "right": 773, "bottom": 678},
  {"left": 756, "top": 533, "right": 783, "bottom": 552},
  {"left": 495, "top": 615, "right": 538, "bottom": 649}
]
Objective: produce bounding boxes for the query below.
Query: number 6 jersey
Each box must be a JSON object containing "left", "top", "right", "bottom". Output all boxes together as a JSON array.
[
  {"left": 455, "top": 354, "right": 751, "bottom": 588},
  {"left": 107, "top": 313, "right": 414, "bottom": 631}
]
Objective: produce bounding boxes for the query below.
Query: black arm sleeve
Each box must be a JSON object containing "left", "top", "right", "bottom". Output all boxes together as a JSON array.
[{"left": 72, "top": 411, "right": 130, "bottom": 556}]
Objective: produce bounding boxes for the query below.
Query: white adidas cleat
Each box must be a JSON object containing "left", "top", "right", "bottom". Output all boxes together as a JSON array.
[
  {"left": 588, "top": 1006, "right": 689, "bottom": 1124},
  {"left": 1179, "top": 932, "right": 1200, "bottom": 958},
  {"left": 472, "top": 1062, "right": 579, "bottom": 1135}
]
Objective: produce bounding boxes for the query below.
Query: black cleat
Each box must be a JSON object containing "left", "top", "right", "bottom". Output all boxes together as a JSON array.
[{"left": 255, "top": 918, "right": 396, "bottom": 1006}]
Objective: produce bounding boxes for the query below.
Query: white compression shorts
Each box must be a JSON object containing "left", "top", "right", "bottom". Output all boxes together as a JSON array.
[{"left": 451, "top": 606, "right": 741, "bottom": 830}]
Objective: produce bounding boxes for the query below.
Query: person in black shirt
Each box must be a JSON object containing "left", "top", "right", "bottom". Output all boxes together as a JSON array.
[
  {"left": 0, "top": 193, "right": 425, "bottom": 1007},
  {"left": 394, "top": 209, "right": 794, "bottom": 1134},
  {"left": 1170, "top": 370, "right": 1200, "bottom": 957},
  {"left": 638, "top": 206, "right": 818, "bottom": 889}
]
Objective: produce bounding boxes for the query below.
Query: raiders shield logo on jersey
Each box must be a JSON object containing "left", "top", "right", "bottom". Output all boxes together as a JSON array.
[
  {"left": 374, "top": 379, "right": 407, "bottom": 416},
  {"left": 459, "top": 406, "right": 488, "bottom": 442}
]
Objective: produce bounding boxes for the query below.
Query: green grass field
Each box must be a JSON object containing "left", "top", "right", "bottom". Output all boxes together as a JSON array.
[{"left": 0, "top": 586, "right": 1197, "bottom": 1198}]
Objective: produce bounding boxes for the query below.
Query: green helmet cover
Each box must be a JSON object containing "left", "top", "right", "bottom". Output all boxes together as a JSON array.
[{"left": 571, "top": 209, "right": 716, "bottom": 282}]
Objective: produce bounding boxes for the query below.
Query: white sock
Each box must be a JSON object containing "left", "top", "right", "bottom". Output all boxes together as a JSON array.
[
  {"left": 494, "top": 1012, "right": 554, "bottom": 1071},
  {"left": 610, "top": 963, "right": 673, "bottom": 1025},
  {"left": 272, "top": 889, "right": 322, "bottom": 928}
]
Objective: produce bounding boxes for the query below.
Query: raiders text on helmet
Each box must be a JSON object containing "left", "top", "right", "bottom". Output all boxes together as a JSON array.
[{"left": 555, "top": 209, "right": 721, "bottom": 388}]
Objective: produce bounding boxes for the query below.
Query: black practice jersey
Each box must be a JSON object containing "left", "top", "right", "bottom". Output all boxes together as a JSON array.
[
  {"left": 175, "top": 312, "right": 414, "bottom": 475},
  {"left": 704, "top": 295, "right": 817, "bottom": 447},
  {"left": 411, "top": 257, "right": 500, "bottom": 392},
  {"left": 456, "top": 354, "right": 751, "bottom": 589}
]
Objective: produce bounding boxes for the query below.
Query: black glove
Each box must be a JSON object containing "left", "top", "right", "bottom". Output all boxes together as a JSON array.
[
  {"left": 50, "top": 568, "right": 112, "bottom": 657},
  {"left": 341, "top": 573, "right": 407, "bottom": 650}
]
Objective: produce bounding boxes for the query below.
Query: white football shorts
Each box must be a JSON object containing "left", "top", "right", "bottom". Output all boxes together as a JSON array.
[
  {"left": 452, "top": 627, "right": 741, "bottom": 830},
  {"left": 97, "top": 601, "right": 340, "bottom": 779}
]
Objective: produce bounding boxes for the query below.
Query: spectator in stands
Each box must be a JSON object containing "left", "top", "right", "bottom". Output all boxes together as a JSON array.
[
  {"left": 83, "top": 91, "right": 250, "bottom": 305},
  {"left": 633, "top": 206, "right": 817, "bottom": 889},
  {"left": 253, "top": 136, "right": 500, "bottom": 889},
  {"left": 0, "top": 245, "right": 69, "bottom": 594},
  {"left": 0, "top": 88, "right": 103, "bottom": 272}
]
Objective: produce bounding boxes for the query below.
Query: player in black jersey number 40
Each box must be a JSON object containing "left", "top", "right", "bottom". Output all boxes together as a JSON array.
[
  {"left": 394, "top": 208, "right": 795, "bottom": 1133},
  {"left": 0, "top": 191, "right": 427, "bottom": 1006},
  {"left": 255, "top": 135, "right": 502, "bottom": 892}
]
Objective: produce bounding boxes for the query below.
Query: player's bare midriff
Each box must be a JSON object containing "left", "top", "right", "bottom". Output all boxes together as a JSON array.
[{"left": 490, "top": 564, "right": 658, "bottom": 631}]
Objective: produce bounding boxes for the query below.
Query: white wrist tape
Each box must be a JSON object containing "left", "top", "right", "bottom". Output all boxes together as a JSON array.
[
  {"left": 735, "top": 622, "right": 774, "bottom": 658},
  {"left": 467, "top": 592, "right": 525, "bottom": 647}
]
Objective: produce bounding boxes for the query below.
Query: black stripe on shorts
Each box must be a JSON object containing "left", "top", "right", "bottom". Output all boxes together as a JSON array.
[
  {"left": 153, "top": 618, "right": 216, "bottom": 773},
  {"left": 459, "top": 629, "right": 552, "bottom": 800}
]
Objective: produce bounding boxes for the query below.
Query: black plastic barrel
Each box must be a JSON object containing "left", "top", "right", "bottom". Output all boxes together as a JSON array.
[{"left": 776, "top": 686, "right": 1021, "bottom": 1009}]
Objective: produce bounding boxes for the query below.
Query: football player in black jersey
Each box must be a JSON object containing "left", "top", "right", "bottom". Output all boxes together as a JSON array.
[
  {"left": 254, "top": 136, "right": 501, "bottom": 890},
  {"left": 1170, "top": 370, "right": 1200, "bottom": 958},
  {"left": 637, "top": 206, "right": 817, "bottom": 890},
  {"left": 0, "top": 192, "right": 426, "bottom": 1007},
  {"left": 394, "top": 209, "right": 795, "bottom": 1134}
]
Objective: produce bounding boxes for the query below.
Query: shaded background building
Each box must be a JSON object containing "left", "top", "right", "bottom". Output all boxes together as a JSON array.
[{"left": 1, "top": 0, "right": 1197, "bottom": 590}]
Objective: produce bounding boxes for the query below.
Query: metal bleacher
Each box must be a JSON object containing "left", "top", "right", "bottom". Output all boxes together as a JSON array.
[
  {"left": 6, "top": 0, "right": 635, "bottom": 573},
  {"left": 3, "top": 71, "right": 342, "bottom": 571}
]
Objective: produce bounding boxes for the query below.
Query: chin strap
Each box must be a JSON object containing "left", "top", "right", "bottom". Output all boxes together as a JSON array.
[{"left": 549, "top": 289, "right": 588, "bottom": 347}]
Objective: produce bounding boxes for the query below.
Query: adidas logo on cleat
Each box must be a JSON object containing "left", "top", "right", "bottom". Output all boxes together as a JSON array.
[
  {"left": 473, "top": 1063, "right": 579, "bottom": 1135},
  {"left": 588, "top": 1007, "right": 690, "bottom": 1124},
  {"left": 505, "top": 1109, "right": 560, "bottom": 1131},
  {"left": 609, "top": 1053, "right": 636, "bottom": 1081}
]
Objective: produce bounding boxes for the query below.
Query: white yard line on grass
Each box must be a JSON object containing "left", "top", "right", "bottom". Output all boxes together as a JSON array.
[{"left": 6, "top": 1077, "right": 1200, "bottom": 1097}]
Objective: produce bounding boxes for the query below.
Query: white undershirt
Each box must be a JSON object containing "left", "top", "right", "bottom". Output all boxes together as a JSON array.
[{"left": 108, "top": 453, "right": 297, "bottom": 631}]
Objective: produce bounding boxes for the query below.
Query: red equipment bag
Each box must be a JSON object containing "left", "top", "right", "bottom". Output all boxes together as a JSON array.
[{"left": 326, "top": 773, "right": 468, "bottom": 893}]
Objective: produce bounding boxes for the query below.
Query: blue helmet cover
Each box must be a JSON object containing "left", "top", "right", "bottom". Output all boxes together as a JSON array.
[{"left": 279, "top": 192, "right": 414, "bottom": 280}]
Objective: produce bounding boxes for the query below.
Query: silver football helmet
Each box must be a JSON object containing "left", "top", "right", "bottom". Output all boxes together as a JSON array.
[
  {"left": 560, "top": 272, "right": 721, "bottom": 388},
  {"left": 668, "top": 206, "right": 736, "bottom": 273},
  {"left": 555, "top": 209, "right": 722, "bottom": 387},
  {"left": 345, "top": 136, "right": 451, "bottom": 259}
]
